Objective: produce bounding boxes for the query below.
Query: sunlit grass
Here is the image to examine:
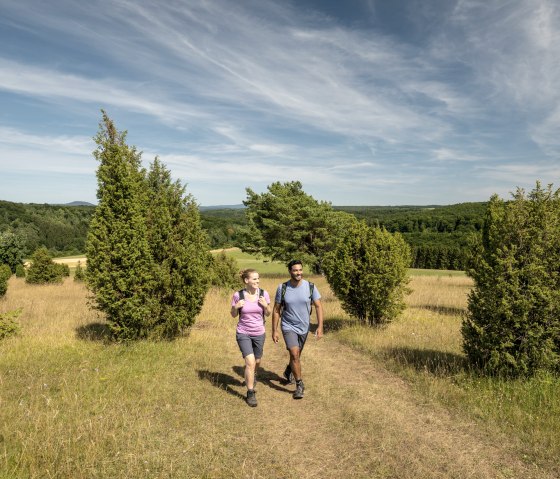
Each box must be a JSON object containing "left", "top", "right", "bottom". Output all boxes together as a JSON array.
[
  {"left": 1, "top": 263, "right": 558, "bottom": 476},
  {"left": 333, "top": 274, "right": 560, "bottom": 471}
]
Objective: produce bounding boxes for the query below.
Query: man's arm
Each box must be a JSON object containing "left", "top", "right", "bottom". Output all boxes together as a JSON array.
[
  {"left": 314, "top": 299, "right": 324, "bottom": 339},
  {"left": 272, "top": 302, "right": 282, "bottom": 343}
]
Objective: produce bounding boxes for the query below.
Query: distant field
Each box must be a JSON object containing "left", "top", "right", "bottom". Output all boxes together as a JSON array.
[{"left": 51, "top": 249, "right": 467, "bottom": 277}]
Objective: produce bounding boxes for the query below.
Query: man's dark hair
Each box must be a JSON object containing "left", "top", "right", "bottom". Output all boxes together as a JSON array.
[{"left": 287, "top": 259, "right": 302, "bottom": 271}]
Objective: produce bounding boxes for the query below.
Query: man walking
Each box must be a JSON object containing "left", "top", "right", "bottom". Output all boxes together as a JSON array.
[{"left": 272, "top": 260, "right": 323, "bottom": 399}]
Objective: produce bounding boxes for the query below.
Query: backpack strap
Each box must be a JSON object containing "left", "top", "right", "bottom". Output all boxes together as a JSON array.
[
  {"left": 280, "top": 281, "right": 315, "bottom": 317},
  {"left": 238, "top": 288, "right": 267, "bottom": 324}
]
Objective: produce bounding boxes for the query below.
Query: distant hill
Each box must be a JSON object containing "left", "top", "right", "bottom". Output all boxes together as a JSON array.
[
  {"left": 65, "top": 201, "right": 96, "bottom": 207},
  {"left": 200, "top": 204, "right": 245, "bottom": 211}
]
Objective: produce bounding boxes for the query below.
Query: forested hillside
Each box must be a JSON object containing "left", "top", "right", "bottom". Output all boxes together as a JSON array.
[
  {"left": 0, "top": 200, "right": 486, "bottom": 269},
  {"left": 0, "top": 200, "right": 93, "bottom": 256},
  {"left": 335, "top": 203, "right": 487, "bottom": 270}
]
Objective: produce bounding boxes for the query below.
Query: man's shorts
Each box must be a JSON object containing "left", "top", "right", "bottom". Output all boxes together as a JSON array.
[
  {"left": 236, "top": 333, "right": 265, "bottom": 359},
  {"left": 282, "top": 329, "right": 309, "bottom": 352}
]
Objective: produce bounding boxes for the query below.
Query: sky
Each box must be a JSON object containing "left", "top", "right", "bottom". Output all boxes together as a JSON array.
[{"left": 1, "top": 0, "right": 559, "bottom": 207}]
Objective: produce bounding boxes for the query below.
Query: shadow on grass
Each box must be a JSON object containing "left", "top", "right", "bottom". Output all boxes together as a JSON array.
[
  {"left": 319, "top": 316, "right": 357, "bottom": 333},
  {"left": 75, "top": 322, "right": 112, "bottom": 342},
  {"left": 384, "top": 347, "right": 467, "bottom": 376},
  {"left": 414, "top": 305, "right": 466, "bottom": 316},
  {"left": 197, "top": 370, "right": 245, "bottom": 400},
  {"left": 232, "top": 365, "right": 292, "bottom": 393}
]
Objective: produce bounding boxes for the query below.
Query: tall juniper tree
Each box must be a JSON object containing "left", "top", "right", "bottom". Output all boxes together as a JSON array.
[
  {"left": 86, "top": 112, "right": 156, "bottom": 340},
  {"left": 462, "top": 182, "right": 560, "bottom": 376},
  {"left": 144, "top": 158, "right": 211, "bottom": 338}
]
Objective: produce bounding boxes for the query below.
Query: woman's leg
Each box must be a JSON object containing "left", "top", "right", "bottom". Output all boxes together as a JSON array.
[{"left": 244, "top": 353, "right": 257, "bottom": 390}]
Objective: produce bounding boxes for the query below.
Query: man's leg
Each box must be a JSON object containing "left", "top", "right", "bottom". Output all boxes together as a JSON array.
[{"left": 288, "top": 346, "right": 302, "bottom": 380}]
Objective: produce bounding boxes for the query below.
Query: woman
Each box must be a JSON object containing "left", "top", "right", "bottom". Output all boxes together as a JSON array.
[{"left": 230, "top": 269, "right": 271, "bottom": 407}]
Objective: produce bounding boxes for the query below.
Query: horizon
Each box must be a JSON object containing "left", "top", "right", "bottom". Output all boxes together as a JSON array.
[{"left": 1, "top": 1, "right": 559, "bottom": 206}]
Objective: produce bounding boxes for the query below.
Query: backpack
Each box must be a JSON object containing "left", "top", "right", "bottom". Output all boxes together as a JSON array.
[
  {"left": 238, "top": 288, "right": 266, "bottom": 324},
  {"left": 280, "top": 281, "right": 315, "bottom": 317}
]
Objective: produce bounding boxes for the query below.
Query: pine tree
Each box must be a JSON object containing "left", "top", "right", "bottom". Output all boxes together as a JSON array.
[
  {"left": 463, "top": 183, "right": 560, "bottom": 375},
  {"left": 25, "top": 247, "right": 63, "bottom": 284},
  {"left": 85, "top": 112, "right": 156, "bottom": 340},
  {"left": 144, "top": 158, "right": 211, "bottom": 338}
]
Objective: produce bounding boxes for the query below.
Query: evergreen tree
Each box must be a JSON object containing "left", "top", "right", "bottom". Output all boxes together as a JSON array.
[
  {"left": 86, "top": 112, "right": 156, "bottom": 340},
  {"left": 144, "top": 158, "right": 211, "bottom": 338},
  {"left": 209, "top": 251, "right": 239, "bottom": 290},
  {"left": 462, "top": 183, "right": 560, "bottom": 376},
  {"left": 0, "top": 231, "right": 25, "bottom": 273},
  {"left": 15, "top": 264, "right": 26, "bottom": 278},
  {"left": 26, "top": 247, "right": 63, "bottom": 284},
  {"left": 0, "top": 264, "right": 11, "bottom": 297},
  {"left": 241, "top": 181, "right": 334, "bottom": 272},
  {"left": 74, "top": 261, "right": 85, "bottom": 282},
  {"left": 322, "top": 220, "right": 411, "bottom": 326}
]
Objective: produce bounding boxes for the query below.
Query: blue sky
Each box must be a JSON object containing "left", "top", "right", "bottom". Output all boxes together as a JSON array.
[{"left": 1, "top": 0, "right": 559, "bottom": 206}]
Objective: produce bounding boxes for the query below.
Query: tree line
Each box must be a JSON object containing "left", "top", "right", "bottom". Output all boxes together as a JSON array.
[{"left": 0, "top": 201, "right": 486, "bottom": 270}]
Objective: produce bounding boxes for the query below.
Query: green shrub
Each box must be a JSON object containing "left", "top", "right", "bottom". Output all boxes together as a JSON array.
[
  {"left": 210, "top": 251, "right": 239, "bottom": 289},
  {"left": 74, "top": 261, "right": 85, "bottom": 282},
  {"left": 0, "top": 264, "right": 11, "bottom": 297},
  {"left": 463, "top": 183, "right": 560, "bottom": 376},
  {"left": 322, "top": 220, "right": 411, "bottom": 326},
  {"left": 26, "top": 247, "right": 64, "bottom": 284},
  {"left": 15, "top": 264, "right": 26, "bottom": 278},
  {"left": 0, "top": 308, "right": 21, "bottom": 339},
  {"left": 54, "top": 263, "right": 70, "bottom": 277},
  {"left": 0, "top": 231, "right": 25, "bottom": 273}
]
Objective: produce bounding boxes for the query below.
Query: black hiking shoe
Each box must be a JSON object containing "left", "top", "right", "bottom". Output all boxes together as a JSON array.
[
  {"left": 293, "top": 380, "right": 304, "bottom": 399},
  {"left": 283, "top": 364, "right": 295, "bottom": 384},
  {"left": 246, "top": 389, "right": 257, "bottom": 407}
]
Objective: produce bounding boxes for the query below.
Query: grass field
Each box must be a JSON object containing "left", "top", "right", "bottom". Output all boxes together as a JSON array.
[{"left": 1, "top": 256, "right": 558, "bottom": 478}]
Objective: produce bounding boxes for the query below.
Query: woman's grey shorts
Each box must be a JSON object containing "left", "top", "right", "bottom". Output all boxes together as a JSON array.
[
  {"left": 236, "top": 333, "right": 265, "bottom": 359},
  {"left": 282, "top": 329, "right": 308, "bottom": 352}
]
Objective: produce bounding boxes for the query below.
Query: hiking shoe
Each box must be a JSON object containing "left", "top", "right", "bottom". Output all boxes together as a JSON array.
[
  {"left": 283, "top": 364, "right": 295, "bottom": 384},
  {"left": 246, "top": 389, "right": 257, "bottom": 407},
  {"left": 293, "top": 380, "right": 304, "bottom": 399}
]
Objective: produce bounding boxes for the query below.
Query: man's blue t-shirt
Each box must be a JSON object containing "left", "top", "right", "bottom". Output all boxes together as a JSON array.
[{"left": 275, "top": 280, "right": 321, "bottom": 334}]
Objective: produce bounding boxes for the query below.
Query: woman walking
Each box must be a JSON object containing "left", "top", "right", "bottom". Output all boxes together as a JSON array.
[{"left": 230, "top": 269, "right": 271, "bottom": 407}]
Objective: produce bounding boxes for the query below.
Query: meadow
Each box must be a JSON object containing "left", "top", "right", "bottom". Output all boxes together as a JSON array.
[{"left": 0, "top": 261, "right": 558, "bottom": 478}]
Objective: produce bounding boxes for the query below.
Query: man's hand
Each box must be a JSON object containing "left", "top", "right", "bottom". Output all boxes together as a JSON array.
[
  {"left": 272, "top": 330, "right": 280, "bottom": 343},
  {"left": 315, "top": 326, "right": 323, "bottom": 340}
]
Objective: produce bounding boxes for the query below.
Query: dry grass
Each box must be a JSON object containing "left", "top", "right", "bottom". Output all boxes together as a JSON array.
[{"left": 0, "top": 275, "right": 558, "bottom": 478}]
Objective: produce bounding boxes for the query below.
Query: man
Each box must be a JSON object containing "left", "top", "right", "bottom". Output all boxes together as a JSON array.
[{"left": 272, "top": 259, "right": 323, "bottom": 399}]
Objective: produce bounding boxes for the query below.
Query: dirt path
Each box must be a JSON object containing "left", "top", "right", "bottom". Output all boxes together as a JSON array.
[{"left": 205, "top": 322, "right": 551, "bottom": 478}]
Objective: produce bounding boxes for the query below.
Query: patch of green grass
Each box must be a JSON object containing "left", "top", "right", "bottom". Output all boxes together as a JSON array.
[
  {"left": 408, "top": 268, "right": 466, "bottom": 277},
  {"left": 211, "top": 248, "right": 287, "bottom": 276}
]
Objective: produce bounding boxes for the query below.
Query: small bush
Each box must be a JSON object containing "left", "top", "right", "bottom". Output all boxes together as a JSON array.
[
  {"left": 54, "top": 263, "right": 70, "bottom": 277},
  {"left": 15, "top": 264, "right": 26, "bottom": 278},
  {"left": 323, "top": 221, "right": 411, "bottom": 326},
  {"left": 210, "top": 251, "right": 239, "bottom": 290},
  {"left": 0, "top": 264, "right": 11, "bottom": 297},
  {"left": 74, "top": 261, "right": 85, "bottom": 282},
  {"left": 0, "top": 308, "right": 21, "bottom": 339},
  {"left": 26, "top": 247, "right": 64, "bottom": 284}
]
